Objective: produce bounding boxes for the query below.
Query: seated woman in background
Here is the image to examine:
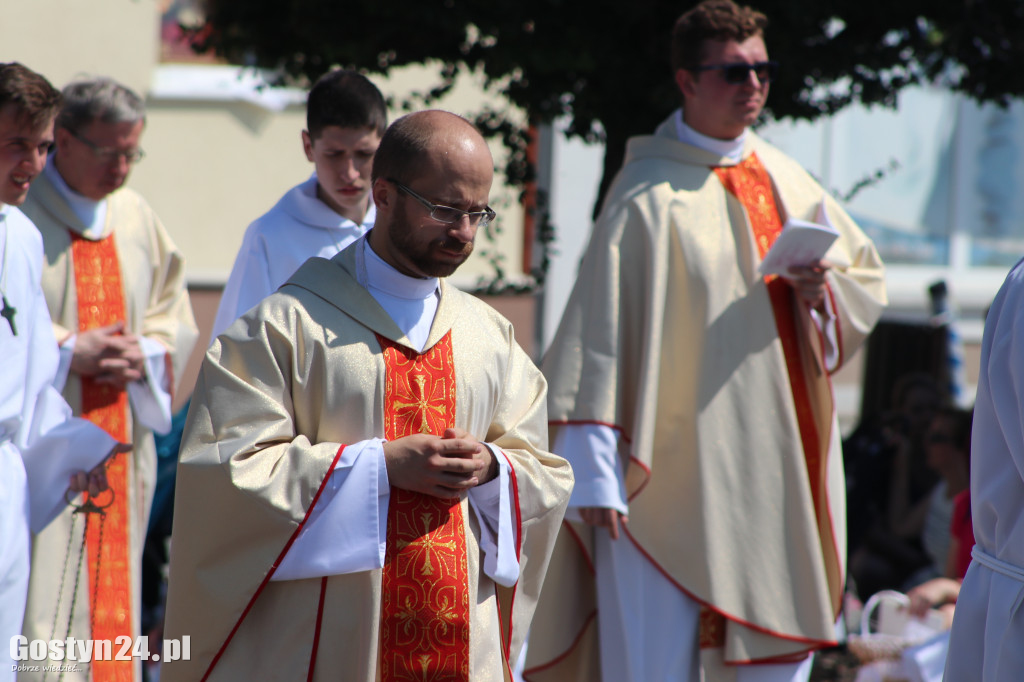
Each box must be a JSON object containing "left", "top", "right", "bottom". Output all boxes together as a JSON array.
[
  {"left": 846, "top": 374, "right": 946, "bottom": 599},
  {"left": 906, "top": 407, "right": 975, "bottom": 628}
]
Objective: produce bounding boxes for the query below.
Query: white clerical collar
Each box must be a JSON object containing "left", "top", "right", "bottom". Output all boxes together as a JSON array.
[
  {"left": 361, "top": 236, "right": 439, "bottom": 301},
  {"left": 44, "top": 159, "right": 107, "bottom": 238},
  {"left": 673, "top": 109, "right": 746, "bottom": 163}
]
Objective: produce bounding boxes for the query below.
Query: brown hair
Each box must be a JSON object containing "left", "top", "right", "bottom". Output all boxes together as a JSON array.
[
  {"left": 670, "top": 0, "right": 769, "bottom": 72},
  {"left": 0, "top": 62, "right": 62, "bottom": 129},
  {"left": 307, "top": 69, "right": 387, "bottom": 139}
]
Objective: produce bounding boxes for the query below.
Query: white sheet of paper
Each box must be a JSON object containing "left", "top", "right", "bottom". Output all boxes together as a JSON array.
[{"left": 758, "top": 200, "right": 839, "bottom": 276}]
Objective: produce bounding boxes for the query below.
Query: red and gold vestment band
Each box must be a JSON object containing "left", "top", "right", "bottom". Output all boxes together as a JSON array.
[
  {"left": 706, "top": 155, "right": 831, "bottom": 655},
  {"left": 159, "top": 247, "right": 572, "bottom": 682},
  {"left": 378, "top": 331, "right": 471, "bottom": 681},
  {"left": 71, "top": 232, "right": 134, "bottom": 682},
  {"left": 526, "top": 117, "right": 887, "bottom": 679}
]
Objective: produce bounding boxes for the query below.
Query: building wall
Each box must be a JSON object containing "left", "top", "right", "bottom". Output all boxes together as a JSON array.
[
  {"left": 3, "top": 1, "right": 536, "bottom": 409},
  {"left": 0, "top": 0, "right": 158, "bottom": 95}
]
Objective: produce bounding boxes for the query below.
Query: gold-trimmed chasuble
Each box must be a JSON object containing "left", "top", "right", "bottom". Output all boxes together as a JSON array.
[
  {"left": 377, "top": 331, "right": 471, "bottom": 682},
  {"left": 71, "top": 232, "right": 134, "bottom": 682}
]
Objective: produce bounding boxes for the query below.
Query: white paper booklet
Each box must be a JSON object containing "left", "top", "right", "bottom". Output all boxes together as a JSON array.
[{"left": 758, "top": 198, "right": 839, "bottom": 276}]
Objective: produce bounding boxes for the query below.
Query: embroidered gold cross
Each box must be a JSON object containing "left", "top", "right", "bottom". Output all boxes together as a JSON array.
[
  {"left": 394, "top": 374, "right": 447, "bottom": 434},
  {"left": 396, "top": 511, "right": 458, "bottom": 576}
]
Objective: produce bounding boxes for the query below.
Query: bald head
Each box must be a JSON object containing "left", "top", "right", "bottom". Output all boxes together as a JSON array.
[
  {"left": 371, "top": 110, "right": 492, "bottom": 186},
  {"left": 369, "top": 110, "right": 495, "bottom": 279}
]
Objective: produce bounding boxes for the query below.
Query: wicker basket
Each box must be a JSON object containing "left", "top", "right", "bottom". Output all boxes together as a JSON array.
[{"left": 847, "top": 590, "right": 923, "bottom": 664}]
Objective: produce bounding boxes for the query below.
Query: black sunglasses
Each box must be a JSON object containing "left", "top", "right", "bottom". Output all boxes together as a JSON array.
[{"left": 693, "top": 60, "right": 779, "bottom": 85}]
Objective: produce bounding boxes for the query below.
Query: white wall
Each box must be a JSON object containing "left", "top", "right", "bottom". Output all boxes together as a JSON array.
[{"left": 2, "top": 4, "right": 530, "bottom": 290}]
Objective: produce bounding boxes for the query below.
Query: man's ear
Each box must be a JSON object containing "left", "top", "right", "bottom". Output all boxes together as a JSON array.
[
  {"left": 301, "top": 130, "right": 315, "bottom": 162},
  {"left": 372, "top": 176, "right": 392, "bottom": 209},
  {"left": 675, "top": 68, "right": 697, "bottom": 99},
  {"left": 54, "top": 126, "right": 73, "bottom": 151}
]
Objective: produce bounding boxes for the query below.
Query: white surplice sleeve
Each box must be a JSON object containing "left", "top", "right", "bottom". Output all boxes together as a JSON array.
[
  {"left": 468, "top": 445, "right": 518, "bottom": 587},
  {"left": 554, "top": 422, "right": 629, "bottom": 517},
  {"left": 272, "top": 438, "right": 388, "bottom": 581},
  {"left": 273, "top": 438, "right": 520, "bottom": 586},
  {"left": 125, "top": 336, "right": 174, "bottom": 435},
  {"left": 811, "top": 293, "right": 840, "bottom": 372}
]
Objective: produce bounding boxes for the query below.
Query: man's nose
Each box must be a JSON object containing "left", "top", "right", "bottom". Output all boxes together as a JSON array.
[
  {"left": 108, "top": 153, "right": 131, "bottom": 174},
  {"left": 340, "top": 157, "right": 359, "bottom": 181},
  {"left": 448, "top": 216, "right": 477, "bottom": 242},
  {"left": 745, "top": 68, "right": 766, "bottom": 88},
  {"left": 29, "top": 148, "right": 48, "bottom": 174}
]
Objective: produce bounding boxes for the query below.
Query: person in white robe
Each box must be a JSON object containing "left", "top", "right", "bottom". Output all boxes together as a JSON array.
[
  {"left": 19, "top": 76, "right": 197, "bottom": 682},
  {"left": 0, "top": 62, "right": 121, "bottom": 682},
  {"left": 210, "top": 69, "right": 386, "bottom": 340},
  {"left": 944, "top": 256, "right": 1024, "bottom": 680}
]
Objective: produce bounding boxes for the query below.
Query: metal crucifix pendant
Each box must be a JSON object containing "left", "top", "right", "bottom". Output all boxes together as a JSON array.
[{"left": 1, "top": 295, "right": 15, "bottom": 336}]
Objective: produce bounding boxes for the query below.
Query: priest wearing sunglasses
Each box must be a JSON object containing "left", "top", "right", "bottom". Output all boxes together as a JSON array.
[{"left": 525, "top": 1, "right": 887, "bottom": 681}]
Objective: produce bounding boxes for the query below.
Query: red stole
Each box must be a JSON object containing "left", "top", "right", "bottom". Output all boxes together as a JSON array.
[
  {"left": 377, "top": 331, "right": 471, "bottom": 682},
  {"left": 71, "top": 232, "right": 134, "bottom": 682}
]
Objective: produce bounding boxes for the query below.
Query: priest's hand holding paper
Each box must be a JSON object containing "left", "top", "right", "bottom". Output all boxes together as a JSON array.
[
  {"left": 761, "top": 197, "right": 838, "bottom": 312},
  {"left": 384, "top": 428, "right": 497, "bottom": 498},
  {"left": 782, "top": 259, "right": 831, "bottom": 311}
]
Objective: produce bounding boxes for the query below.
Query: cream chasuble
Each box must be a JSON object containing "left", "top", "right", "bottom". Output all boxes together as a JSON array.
[
  {"left": 526, "top": 114, "right": 886, "bottom": 679},
  {"left": 161, "top": 246, "right": 572, "bottom": 682},
  {"left": 18, "top": 169, "right": 198, "bottom": 682}
]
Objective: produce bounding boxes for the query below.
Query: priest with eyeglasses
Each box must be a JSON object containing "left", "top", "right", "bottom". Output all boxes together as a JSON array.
[
  {"left": 161, "top": 110, "right": 573, "bottom": 682},
  {"left": 525, "top": 1, "right": 886, "bottom": 681}
]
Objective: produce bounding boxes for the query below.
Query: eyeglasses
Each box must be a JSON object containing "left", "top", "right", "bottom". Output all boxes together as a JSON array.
[
  {"left": 693, "top": 60, "right": 779, "bottom": 85},
  {"left": 67, "top": 128, "right": 145, "bottom": 164},
  {"left": 388, "top": 178, "right": 496, "bottom": 229}
]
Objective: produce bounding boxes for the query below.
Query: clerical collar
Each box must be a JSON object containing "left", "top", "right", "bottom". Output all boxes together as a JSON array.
[
  {"left": 360, "top": 236, "right": 439, "bottom": 301},
  {"left": 673, "top": 109, "right": 746, "bottom": 163},
  {"left": 44, "top": 159, "right": 108, "bottom": 238}
]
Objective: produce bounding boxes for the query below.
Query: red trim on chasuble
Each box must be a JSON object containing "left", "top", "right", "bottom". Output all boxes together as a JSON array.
[
  {"left": 494, "top": 451, "right": 522, "bottom": 659},
  {"left": 711, "top": 153, "right": 831, "bottom": 643},
  {"left": 71, "top": 233, "right": 133, "bottom": 682},
  {"left": 307, "top": 577, "right": 328, "bottom": 682},
  {"left": 201, "top": 444, "right": 346, "bottom": 681},
  {"left": 377, "top": 332, "right": 470, "bottom": 682}
]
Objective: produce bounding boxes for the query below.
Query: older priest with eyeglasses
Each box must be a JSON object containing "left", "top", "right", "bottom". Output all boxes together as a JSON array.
[
  {"left": 161, "top": 110, "right": 573, "bottom": 682},
  {"left": 524, "top": 1, "right": 886, "bottom": 681}
]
